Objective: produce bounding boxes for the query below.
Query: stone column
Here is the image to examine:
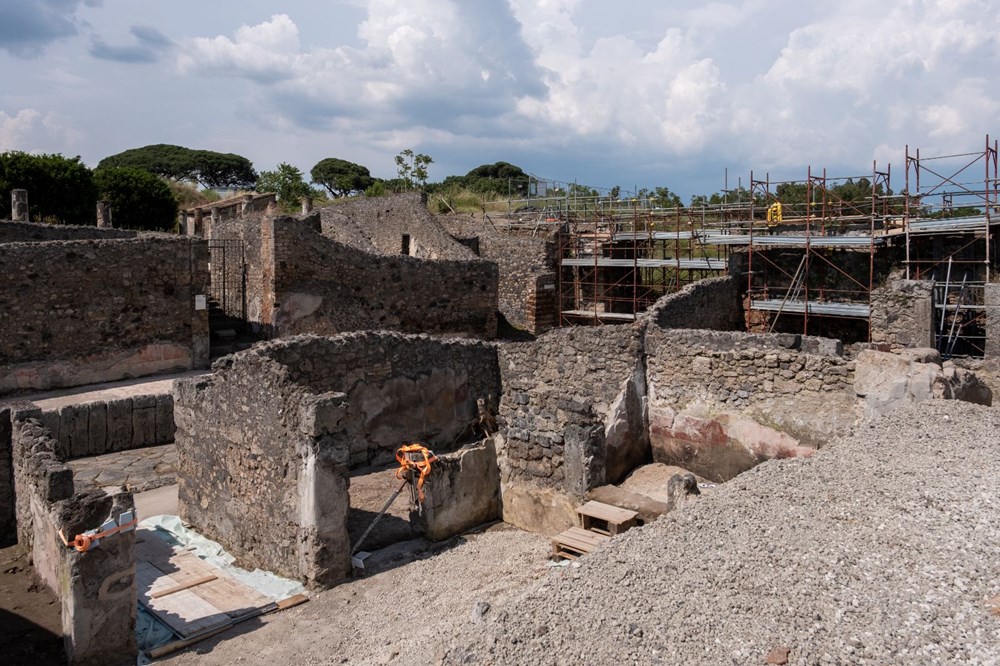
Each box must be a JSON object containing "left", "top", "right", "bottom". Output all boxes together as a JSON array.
[
  {"left": 11, "top": 189, "right": 28, "bottom": 221},
  {"left": 193, "top": 209, "right": 204, "bottom": 237},
  {"left": 96, "top": 201, "right": 111, "bottom": 228},
  {"left": 301, "top": 196, "right": 314, "bottom": 215}
]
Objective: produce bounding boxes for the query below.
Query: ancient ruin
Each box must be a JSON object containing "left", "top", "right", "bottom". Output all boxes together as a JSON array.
[{"left": 3, "top": 138, "right": 1000, "bottom": 664}]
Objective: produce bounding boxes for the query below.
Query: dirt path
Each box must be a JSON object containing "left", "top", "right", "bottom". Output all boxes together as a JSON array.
[
  {"left": 0, "top": 544, "right": 64, "bottom": 664},
  {"left": 160, "top": 523, "right": 550, "bottom": 665}
]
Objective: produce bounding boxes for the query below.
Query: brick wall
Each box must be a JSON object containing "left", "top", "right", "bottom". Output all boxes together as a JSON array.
[{"left": 440, "top": 216, "right": 557, "bottom": 334}]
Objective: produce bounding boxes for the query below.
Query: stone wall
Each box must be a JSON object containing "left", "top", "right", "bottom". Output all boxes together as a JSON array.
[
  {"left": 0, "top": 221, "right": 135, "bottom": 243},
  {"left": 645, "top": 328, "right": 857, "bottom": 482},
  {"left": 870, "top": 278, "right": 935, "bottom": 350},
  {"left": 36, "top": 393, "right": 174, "bottom": 460},
  {"left": 211, "top": 214, "right": 499, "bottom": 338},
  {"left": 0, "top": 235, "right": 210, "bottom": 394},
  {"left": 645, "top": 275, "right": 745, "bottom": 331},
  {"left": 0, "top": 407, "right": 12, "bottom": 545},
  {"left": 174, "top": 332, "right": 501, "bottom": 587},
  {"left": 496, "top": 325, "right": 648, "bottom": 533},
  {"left": 11, "top": 408, "right": 137, "bottom": 664},
  {"left": 320, "top": 193, "right": 476, "bottom": 260},
  {"left": 270, "top": 215, "right": 498, "bottom": 338},
  {"left": 984, "top": 284, "right": 1000, "bottom": 358},
  {"left": 440, "top": 216, "right": 558, "bottom": 334}
]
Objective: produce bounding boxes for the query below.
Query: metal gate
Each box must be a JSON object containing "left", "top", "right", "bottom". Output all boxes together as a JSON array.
[{"left": 207, "top": 239, "right": 246, "bottom": 320}]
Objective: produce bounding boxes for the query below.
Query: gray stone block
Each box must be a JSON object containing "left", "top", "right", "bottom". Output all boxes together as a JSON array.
[
  {"left": 87, "top": 401, "right": 108, "bottom": 456},
  {"left": 61, "top": 405, "right": 91, "bottom": 459},
  {"left": 154, "top": 394, "right": 175, "bottom": 444},
  {"left": 106, "top": 399, "right": 132, "bottom": 453},
  {"left": 132, "top": 396, "right": 157, "bottom": 449}
]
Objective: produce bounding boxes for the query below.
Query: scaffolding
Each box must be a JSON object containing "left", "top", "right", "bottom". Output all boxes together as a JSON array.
[
  {"left": 546, "top": 136, "right": 999, "bottom": 357},
  {"left": 904, "top": 136, "right": 999, "bottom": 357},
  {"left": 739, "top": 163, "right": 892, "bottom": 339},
  {"left": 555, "top": 203, "right": 733, "bottom": 325}
]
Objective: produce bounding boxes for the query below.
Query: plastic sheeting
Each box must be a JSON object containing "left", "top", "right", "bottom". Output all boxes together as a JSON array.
[{"left": 135, "top": 514, "right": 306, "bottom": 662}]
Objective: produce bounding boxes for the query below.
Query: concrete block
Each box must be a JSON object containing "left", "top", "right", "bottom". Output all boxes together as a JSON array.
[
  {"left": 106, "top": 399, "right": 132, "bottom": 453},
  {"left": 87, "top": 401, "right": 108, "bottom": 456},
  {"left": 153, "top": 394, "right": 175, "bottom": 444},
  {"left": 131, "top": 395, "right": 156, "bottom": 449}
]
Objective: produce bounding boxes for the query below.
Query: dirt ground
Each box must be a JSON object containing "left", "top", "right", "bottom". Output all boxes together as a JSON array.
[
  {"left": 347, "top": 464, "right": 419, "bottom": 552},
  {"left": 161, "top": 523, "right": 551, "bottom": 665},
  {"left": 0, "top": 544, "right": 65, "bottom": 664}
]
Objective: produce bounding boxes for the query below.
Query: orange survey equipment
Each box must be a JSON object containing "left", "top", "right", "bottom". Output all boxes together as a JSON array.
[{"left": 395, "top": 443, "right": 437, "bottom": 503}]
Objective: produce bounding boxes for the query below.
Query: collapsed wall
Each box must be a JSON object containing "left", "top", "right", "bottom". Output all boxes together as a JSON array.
[
  {"left": 212, "top": 212, "right": 499, "bottom": 339},
  {"left": 645, "top": 274, "right": 745, "bottom": 331},
  {"left": 0, "top": 222, "right": 210, "bottom": 394},
  {"left": 173, "top": 331, "right": 501, "bottom": 587},
  {"left": 439, "top": 216, "right": 558, "bottom": 335},
  {"left": 10, "top": 407, "right": 137, "bottom": 665},
  {"left": 319, "top": 192, "right": 476, "bottom": 260}
]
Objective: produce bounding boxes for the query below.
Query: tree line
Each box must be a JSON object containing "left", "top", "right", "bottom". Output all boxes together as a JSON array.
[{"left": 2, "top": 142, "right": 927, "bottom": 231}]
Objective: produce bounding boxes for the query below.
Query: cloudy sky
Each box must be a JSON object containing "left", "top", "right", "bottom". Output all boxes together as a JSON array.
[{"left": 2, "top": 0, "right": 999, "bottom": 199}]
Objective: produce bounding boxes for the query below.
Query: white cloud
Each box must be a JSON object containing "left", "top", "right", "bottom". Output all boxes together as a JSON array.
[
  {"left": 178, "top": 14, "right": 300, "bottom": 83},
  {"left": 0, "top": 109, "right": 42, "bottom": 150}
]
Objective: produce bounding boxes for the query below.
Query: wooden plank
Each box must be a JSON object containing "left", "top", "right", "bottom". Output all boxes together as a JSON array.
[
  {"left": 150, "top": 574, "right": 218, "bottom": 599},
  {"left": 554, "top": 534, "right": 600, "bottom": 553},
  {"left": 136, "top": 561, "right": 231, "bottom": 638},
  {"left": 193, "top": 575, "right": 273, "bottom": 617},
  {"left": 564, "top": 527, "right": 610, "bottom": 545},
  {"left": 552, "top": 530, "right": 606, "bottom": 554},
  {"left": 576, "top": 500, "right": 638, "bottom": 524},
  {"left": 146, "top": 595, "right": 310, "bottom": 660}
]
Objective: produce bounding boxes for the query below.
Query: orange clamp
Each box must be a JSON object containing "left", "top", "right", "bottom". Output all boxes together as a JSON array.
[{"left": 58, "top": 515, "right": 138, "bottom": 553}]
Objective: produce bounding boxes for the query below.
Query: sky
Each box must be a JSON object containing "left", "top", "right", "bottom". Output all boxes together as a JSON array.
[{"left": 1, "top": 0, "right": 999, "bottom": 200}]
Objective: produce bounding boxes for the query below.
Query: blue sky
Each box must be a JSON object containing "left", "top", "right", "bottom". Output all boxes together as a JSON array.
[{"left": 2, "top": 0, "right": 999, "bottom": 200}]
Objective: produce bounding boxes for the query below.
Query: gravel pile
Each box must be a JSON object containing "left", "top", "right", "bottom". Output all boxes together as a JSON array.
[{"left": 440, "top": 401, "right": 1000, "bottom": 665}]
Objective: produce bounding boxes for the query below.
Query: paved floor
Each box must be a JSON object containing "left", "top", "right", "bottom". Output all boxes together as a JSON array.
[
  {"left": 0, "top": 370, "right": 210, "bottom": 411},
  {"left": 67, "top": 443, "right": 177, "bottom": 493}
]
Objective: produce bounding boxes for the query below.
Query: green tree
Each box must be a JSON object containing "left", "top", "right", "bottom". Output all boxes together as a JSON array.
[
  {"left": 257, "top": 163, "right": 313, "bottom": 211},
  {"left": 0, "top": 151, "right": 97, "bottom": 224},
  {"left": 98, "top": 144, "right": 257, "bottom": 189},
  {"left": 94, "top": 167, "right": 179, "bottom": 232},
  {"left": 310, "top": 158, "right": 374, "bottom": 197},
  {"left": 395, "top": 149, "right": 433, "bottom": 189},
  {"left": 651, "top": 186, "right": 682, "bottom": 208},
  {"left": 440, "top": 161, "right": 530, "bottom": 197}
]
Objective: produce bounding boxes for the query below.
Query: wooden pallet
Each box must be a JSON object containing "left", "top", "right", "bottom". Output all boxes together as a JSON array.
[
  {"left": 551, "top": 526, "right": 610, "bottom": 560},
  {"left": 575, "top": 500, "right": 638, "bottom": 536}
]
